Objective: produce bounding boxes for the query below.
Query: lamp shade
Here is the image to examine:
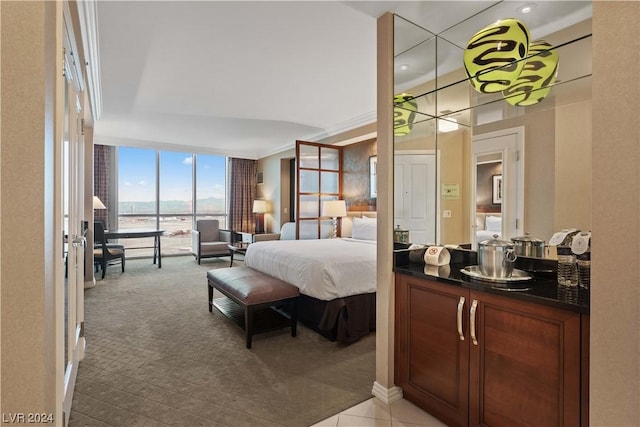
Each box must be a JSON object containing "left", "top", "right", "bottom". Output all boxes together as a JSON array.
[
  {"left": 394, "top": 93, "right": 417, "bottom": 137},
  {"left": 502, "top": 40, "right": 559, "bottom": 106},
  {"left": 252, "top": 200, "right": 267, "bottom": 214},
  {"left": 93, "top": 196, "right": 106, "bottom": 209},
  {"left": 322, "top": 200, "right": 346, "bottom": 218},
  {"left": 463, "top": 18, "right": 530, "bottom": 93}
]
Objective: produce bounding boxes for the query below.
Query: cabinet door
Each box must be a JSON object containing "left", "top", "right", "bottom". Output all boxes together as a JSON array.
[
  {"left": 469, "top": 291, "right": 581, "bottom": 427},
  {"left": 396, "top": 275, "right": 470, "bottom": 427}
]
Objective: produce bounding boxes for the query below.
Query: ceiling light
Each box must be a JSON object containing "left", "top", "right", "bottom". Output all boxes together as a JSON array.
[
  {"left": 518, "top": 3, "right": 537, "bottom": 14},
  {"left": 438, "top": 118, "right": 458, "bottom": 133},
  {"left": 399, "top": 64, "right": 409, "bottom": 71}
]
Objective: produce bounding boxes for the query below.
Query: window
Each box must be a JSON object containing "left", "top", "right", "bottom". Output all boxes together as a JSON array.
[
  {"left": 196, "top": 154, "right": 227, "bottom": 228},
  {"left": 115, "top": 147, "right": 226, "bottom": 256}
]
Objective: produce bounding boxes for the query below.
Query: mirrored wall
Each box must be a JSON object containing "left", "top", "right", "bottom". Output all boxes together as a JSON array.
[{"left": 392, "top": 2, "right": 593, "bottom": 258}]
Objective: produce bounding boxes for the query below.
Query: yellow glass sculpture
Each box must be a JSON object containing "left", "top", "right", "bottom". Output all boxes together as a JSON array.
[
  {"left": 463, "top": 18, "right": 531, "bottom": 93},
  {"left": 394, "top": 93, "right": 417, "bottom": 137},
  {"left": 502, "top": 40, "right": 559, "bottom": 106}
]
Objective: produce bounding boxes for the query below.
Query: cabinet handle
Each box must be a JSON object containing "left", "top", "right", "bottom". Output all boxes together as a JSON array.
[
  {"left": 457, "top": 296, "right": 465, "bottom": 341},
  {"left": 470, "top": 299, "right": 478, "bottom": 346}
]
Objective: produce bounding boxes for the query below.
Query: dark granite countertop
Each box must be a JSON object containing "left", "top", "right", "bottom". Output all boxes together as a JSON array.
[{"left": 393, "top": 248, "right": 590, "bottom": 314}]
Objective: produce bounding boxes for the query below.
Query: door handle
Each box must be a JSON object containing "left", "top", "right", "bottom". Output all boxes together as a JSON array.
[
  {"left": 470, "top": 299, "right": 478, "bottom": 346},
  {"left": 72, "top": 235, "right": 86, "bottom": 248},
  {"left": 457, "top": 296, "right": 465, "bottom": 341}
]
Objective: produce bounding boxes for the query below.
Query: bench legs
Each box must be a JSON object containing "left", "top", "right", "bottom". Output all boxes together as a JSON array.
[
  {"left": 245, "top": 298, "right": 298, "bottom": 349},
  {"left": 208, "top": 280, "right": 299, "bottom": 349},
  {"left": 290, "top": 298, "right": 298, "bottom": 338},
  {"left": 208, "top": 282, "right": 213, "bottom": 312}
]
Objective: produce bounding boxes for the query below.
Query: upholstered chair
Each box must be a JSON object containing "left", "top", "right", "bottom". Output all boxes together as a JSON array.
[{"left": 192, "top": 220, "right": 235, "bottom": 264}]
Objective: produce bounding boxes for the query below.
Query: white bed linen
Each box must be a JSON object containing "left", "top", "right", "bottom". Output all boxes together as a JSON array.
[{"left": 244, "top": 238, "right": 376, "bottom": 301}]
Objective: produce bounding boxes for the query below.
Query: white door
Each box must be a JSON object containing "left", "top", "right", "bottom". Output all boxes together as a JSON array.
[
  {"left": 394, "top": 153, "right": 438, "bottom": 245},
  {"left": 471, "top": 127, "right": 524, "bottom": 249},
  {"left": 59, "top": 10, "right": 86, "bottom": 424}
]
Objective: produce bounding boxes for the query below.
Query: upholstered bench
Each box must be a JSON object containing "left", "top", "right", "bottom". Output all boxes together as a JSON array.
[{"left": 207, "top": 267, "right": 299, "bottom": 348}]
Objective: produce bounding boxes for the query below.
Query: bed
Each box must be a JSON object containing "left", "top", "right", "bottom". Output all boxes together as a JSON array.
[
  {"left": 244, "top": 216, "right": 377, "bottom": 343},
  {"left": 476, "top": 212, "right": 502, "bottom": 242}
]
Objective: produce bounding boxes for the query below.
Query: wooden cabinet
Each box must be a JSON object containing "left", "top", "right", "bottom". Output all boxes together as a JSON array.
[{"left": 395, "top": 274, "right": 587, "bottom": 427}]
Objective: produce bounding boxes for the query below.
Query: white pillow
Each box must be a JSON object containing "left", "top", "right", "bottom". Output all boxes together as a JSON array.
[
  {"left": 352, "top": 217, "right": 377, "bottom": 241},
  {"left": 485, "top": 215, "right": 502, "bottom": 232}
]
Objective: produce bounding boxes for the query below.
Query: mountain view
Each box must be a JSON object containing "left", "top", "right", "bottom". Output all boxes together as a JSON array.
[{"left": 119, "top": 196, "right": 225, "bottom": 214}]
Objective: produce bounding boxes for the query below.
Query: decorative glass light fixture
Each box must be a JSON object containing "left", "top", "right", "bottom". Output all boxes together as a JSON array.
[
  {"left": 394, "top": 93, "right": 417, "bottom": 136},
  {"left": 463, "top": 18, "right": 531, "bottom": 93},
  {"left": 502, "top": 40, "right": 559, "bottom": 106}
]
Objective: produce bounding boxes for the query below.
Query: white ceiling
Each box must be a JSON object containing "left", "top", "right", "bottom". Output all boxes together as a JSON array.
[{"left": 93, "top": 1, "right": 592, "bottom": 159}]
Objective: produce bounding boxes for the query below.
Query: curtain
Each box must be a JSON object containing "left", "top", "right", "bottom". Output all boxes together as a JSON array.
[
  {"left": 228, "top": 158, "right": 257, "bottom": 233},
  {"left": 94, "top": 144, "right": 111, "bottom": 229}
]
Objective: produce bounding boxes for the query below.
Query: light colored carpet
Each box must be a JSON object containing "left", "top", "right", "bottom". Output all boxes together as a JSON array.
[{"left": 69, "top": 256, "right": 375, "bottom": 427}]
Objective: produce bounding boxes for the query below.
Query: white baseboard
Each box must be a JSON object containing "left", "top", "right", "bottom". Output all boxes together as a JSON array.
[{"left": 371, "top": 381, "right": 403, "bottom": 404}]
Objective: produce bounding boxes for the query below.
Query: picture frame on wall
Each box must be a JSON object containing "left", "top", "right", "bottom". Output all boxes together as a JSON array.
[{"left": 492, "top": 174, "right": 502, "bottom": 204}]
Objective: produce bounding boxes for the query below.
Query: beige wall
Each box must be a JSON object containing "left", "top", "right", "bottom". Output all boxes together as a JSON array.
[
  {"left": 438, "top": 130, "right": 471, "bottom": 245},
  {"left": 555, "top": 101, "right": 592, "bottom": 231},
  {"left": 1, "top": 0, "right": 59, "bottom": 418},
  {"left": 591, "top": 2, "right": 640, "bottom": 425},
  {"left": 256, "top": 148, "right": 295, "bottom": 232},
  {"left": 374, "top": 11, "right": 396, "bottom": 397}
]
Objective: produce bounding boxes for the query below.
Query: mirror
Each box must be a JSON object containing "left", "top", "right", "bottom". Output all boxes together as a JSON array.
[
  {"left": 392, "top": 2, "right": 593, "bottom": 258},
  {"left": 369, "top": 156, "right": 377, "bottom": 199}
]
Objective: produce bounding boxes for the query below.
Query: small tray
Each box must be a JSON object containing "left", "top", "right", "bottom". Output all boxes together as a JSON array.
[{"left": 461, "top": 266, "right": 532, "bottom": 283}]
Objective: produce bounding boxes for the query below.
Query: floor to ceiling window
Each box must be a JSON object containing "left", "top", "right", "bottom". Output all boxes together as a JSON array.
[{"left": 116, "top": 146, "right": 227, "bottom": 257}]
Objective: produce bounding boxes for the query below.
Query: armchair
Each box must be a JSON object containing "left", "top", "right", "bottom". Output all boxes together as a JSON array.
[{"left": 192, "top": 219, "right": 236, "bottom": 264}]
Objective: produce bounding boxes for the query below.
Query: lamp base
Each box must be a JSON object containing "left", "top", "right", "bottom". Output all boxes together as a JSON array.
[{"left": 255, "top": 213, "right": 265, "bottom": 234}]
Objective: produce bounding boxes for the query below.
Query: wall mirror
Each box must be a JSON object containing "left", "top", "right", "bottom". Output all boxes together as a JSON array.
[
  {"left": 392, "top": 2, "right": 593, "bottom": 258},
  {"left": 369, "top": 155, "right": 377, "bottom": 199}
]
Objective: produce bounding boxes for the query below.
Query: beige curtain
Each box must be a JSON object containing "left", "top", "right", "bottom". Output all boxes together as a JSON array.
[{"left": 228, "top": 158, "right": 257, "bottom": 233}]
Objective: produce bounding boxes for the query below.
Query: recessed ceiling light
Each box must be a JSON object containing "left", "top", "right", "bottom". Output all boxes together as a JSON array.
[
  {"left": 399, "top": 64, "right": 409, "bottom": 71},
  {"left": 518, "top": 3, "right": 537, "bottom": 14}
]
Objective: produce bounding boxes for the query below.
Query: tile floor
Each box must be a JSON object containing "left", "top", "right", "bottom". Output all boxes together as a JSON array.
[{"left": 310, "top": 398, "right": 448, "bottom": 427}]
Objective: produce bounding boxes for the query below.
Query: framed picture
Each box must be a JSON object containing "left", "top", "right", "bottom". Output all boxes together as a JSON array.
[
  {"left": 369, "top": 156, "right": 377, "bottom": 199},
  {"left": 492, "top": 175, "right": 502, "bottom": 204}
]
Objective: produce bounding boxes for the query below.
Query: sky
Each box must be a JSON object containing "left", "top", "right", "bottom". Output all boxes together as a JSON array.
[{"left": 118, "top": 147, "right": 226, "bottom": 203}]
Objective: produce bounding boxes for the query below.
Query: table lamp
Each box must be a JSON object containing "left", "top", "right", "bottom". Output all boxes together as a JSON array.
[
  {"left": 253, "top": 200, "right": 267, "bottom": 234},
  {"left": 93, "top": 196, "right": 106, "bottom": 210},
  {"left": 322, "top": 200, "right": 346, "bottom": 238}
]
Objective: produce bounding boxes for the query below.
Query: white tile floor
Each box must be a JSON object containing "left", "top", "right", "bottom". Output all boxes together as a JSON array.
[{"left": 310, "top": 398, "right": 449, "bottom": 427}]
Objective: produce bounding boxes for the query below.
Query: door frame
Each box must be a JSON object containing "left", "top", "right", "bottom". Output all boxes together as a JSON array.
[
  {"left": 471, "top": 126, "right": 525, "bottom": 248},
  {"left": 57, "top": 5, "right": 86, "bottom": 424}
]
